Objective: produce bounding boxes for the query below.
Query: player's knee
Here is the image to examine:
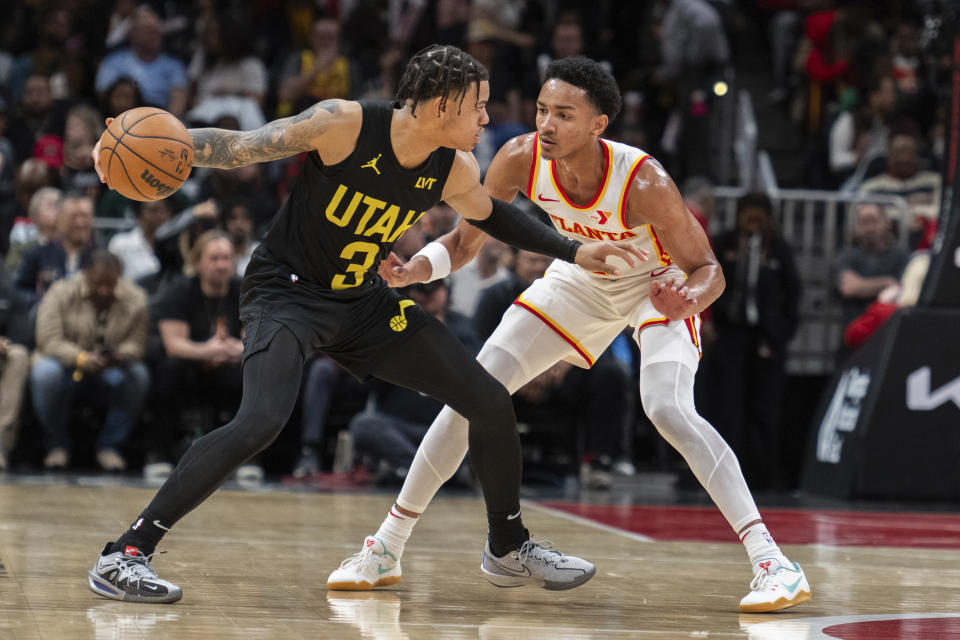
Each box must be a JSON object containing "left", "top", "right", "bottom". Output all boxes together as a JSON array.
[
  {"left": 233, "top": 405, "right": 289, "bottom": 454},
  {"left": 469, "top": 377, "right": 515, "bottom": 429},
  {"left": 641, "top": 390, "right": 693, "bottom": 445}
]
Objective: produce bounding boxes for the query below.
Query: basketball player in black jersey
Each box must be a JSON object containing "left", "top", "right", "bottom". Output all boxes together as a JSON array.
[{"left": 86, "top": 45, "right": 644, "bottom": 603}]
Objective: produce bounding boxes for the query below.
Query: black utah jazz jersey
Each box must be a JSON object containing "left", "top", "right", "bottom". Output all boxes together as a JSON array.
[{"left": 261, "top": 100, "right": 456, "bottom": 290}]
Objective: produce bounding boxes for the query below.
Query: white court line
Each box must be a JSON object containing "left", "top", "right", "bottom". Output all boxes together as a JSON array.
[{"left": 521, "top": 500, "right": 655, "bottom": 543}]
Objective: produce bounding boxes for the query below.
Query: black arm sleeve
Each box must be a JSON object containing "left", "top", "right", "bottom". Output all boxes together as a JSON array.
[{"left": 466, "top": 198, "right": 581, "bottom": 263}]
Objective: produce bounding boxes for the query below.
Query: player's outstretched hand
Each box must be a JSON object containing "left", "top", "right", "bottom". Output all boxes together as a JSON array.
[
  {"left": 650, "top": 277, "right": 698, "bottom": 321},
  {"left": 378, "top": 252, "right": 432, "bottom": 288},
  {"left": 574, "top": 241, "right": 649, "bottom": 276},
  {"left": 92, "top": 117, "right": 115, "bottom": 185}
]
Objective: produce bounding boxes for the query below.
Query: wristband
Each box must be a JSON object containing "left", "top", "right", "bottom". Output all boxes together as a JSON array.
[{"left": 412, "top": 242, "right": 452, "bottom": 282}]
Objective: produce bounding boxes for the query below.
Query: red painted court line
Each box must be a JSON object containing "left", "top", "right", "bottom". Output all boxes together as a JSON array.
[
  {"left": 539, "top": 502, "right": 960, "bottom": 548},
  {"left": 824, "top": 618, "right": 960, "bottom": 640}
]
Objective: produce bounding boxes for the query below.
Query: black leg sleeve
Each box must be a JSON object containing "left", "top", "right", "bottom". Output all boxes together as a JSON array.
[
  {"left": 145, "top": 327, "right": 305, "bottom": 525},
  {"left": 368, "top": 318, "right": 522, "bottom": 521}
]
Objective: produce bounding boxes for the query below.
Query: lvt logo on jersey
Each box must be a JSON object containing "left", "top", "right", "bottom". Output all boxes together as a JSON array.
[
  {"left": 325, "top": 183, "right": 425, "bottom": 242},
  {"left": 415, "top": 177, "right": 437, "bottom": 190},
  {"left": 906, "top": 367, "right": 960, "bottom": 410}
]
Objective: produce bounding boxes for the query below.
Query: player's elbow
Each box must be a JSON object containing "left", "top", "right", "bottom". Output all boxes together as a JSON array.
[{"left": 713, "top": 265, "right": 726, "bottom": 296}]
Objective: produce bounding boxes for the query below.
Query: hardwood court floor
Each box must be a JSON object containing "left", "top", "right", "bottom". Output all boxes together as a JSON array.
[{"left": 1, "top": 480, "right": 960, "bottom": 639}]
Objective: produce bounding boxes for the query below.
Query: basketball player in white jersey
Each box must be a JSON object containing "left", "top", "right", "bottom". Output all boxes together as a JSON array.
[{"left": 328, "top": 56, "right": 811, "bottom": 612}]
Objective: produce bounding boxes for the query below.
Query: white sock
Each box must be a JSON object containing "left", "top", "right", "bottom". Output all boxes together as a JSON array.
[
  {"left": 373, "top": 505, "right": 417, "bottom": 556},
  {"left": 740, "top": 523, "right": 786, "bottom": 566}
]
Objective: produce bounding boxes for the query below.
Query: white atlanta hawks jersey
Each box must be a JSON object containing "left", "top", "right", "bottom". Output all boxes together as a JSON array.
[{"left": 526, "top": 134, "right": 673, "bottom": 283}]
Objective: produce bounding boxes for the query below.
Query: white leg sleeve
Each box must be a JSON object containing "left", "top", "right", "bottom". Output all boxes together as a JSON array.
[
  {"left": 397, "top": 308, "right": 575, "bottom": 513},
  {"left": 640, "top": 360, "right": 761, "bottom": 533}
]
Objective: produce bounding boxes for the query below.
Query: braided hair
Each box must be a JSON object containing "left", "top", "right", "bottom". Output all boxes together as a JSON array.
[{"left": 395, "top": 44, "right": 489, "bottom": 117}]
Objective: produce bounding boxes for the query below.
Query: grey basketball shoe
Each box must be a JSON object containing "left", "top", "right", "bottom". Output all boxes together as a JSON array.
[
  {"left": 88, "top": 542, "right": 182, "bottom": 603},
  {"left": 481, "top": 539, "right": 596, "bottom": 590}
]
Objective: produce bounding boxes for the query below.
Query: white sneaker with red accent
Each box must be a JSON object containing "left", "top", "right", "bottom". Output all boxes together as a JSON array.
[
  {"left": 739, "top": 557, "right": 811, "bottom": 613},
  {"left": 327, "top": 536, "right": 402, "bottom": 591}
]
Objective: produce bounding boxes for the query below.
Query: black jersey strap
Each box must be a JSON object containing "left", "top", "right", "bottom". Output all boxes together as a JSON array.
[{"left": 467, "top": 198, "right": 582, "bottom": 263}]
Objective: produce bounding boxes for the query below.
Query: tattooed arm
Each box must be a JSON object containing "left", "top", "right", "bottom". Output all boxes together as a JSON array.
[{"left": 191, "top": 99, "right": 360, "bottom": 168}]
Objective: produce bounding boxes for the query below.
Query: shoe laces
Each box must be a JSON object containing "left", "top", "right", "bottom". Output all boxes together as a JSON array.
[
  {"left": 340, "top": 539, "right": 392, "bottom": 570},
  {"left": 515, "top": 539, "right": 565, "bottom": 566},
  {"left": 749, "top": 560, "right": 782, "bottom": 592},
  {"left": 116, "top": 549, "right": 164, "bottom": 585}
]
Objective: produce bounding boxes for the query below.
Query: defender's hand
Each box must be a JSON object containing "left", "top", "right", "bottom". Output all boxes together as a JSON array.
[
  {"left": 378, "top": 253, "right": 432, "bottom": 288},
  {"left": 574, "top": 241, "right": 648, "bottom": 276},
  {"left": 650, "top": 277, "right": 698, "bottom": 320}
]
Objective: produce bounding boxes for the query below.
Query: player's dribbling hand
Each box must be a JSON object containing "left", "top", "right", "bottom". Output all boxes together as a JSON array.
[
  {"left": 574, "top": 241, "right": 649, "bottom": 276},
  {"left": 650, "top": 277, "right": 698, "bottom": 320},
  {"left": 378, "top": 252, "right": 432, "bottom": 288},
  {"left": 92, "top": 118, "right": 115, "bottom": 185}
]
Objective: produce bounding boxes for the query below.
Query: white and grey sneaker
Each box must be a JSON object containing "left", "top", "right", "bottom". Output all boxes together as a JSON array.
[
  {"left": 88, "top": 542, "right": 182, "bottom": 604},
  {"left": 481, "top": 539, "right": 595, "bottom": 590}
]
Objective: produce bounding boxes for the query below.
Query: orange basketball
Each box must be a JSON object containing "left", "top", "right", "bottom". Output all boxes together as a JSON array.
[{"left": 98, "top": 107, "right": 194, "bottom": 201}]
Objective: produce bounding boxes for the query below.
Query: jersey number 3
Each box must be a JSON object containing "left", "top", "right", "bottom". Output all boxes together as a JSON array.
[{"left": 331, "top": 241, "right": 379, "bottom": 290}]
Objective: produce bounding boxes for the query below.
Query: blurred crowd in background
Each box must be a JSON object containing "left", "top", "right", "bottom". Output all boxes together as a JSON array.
[{"left": 0, "top": 0, "right": 951, "bottom": 494}]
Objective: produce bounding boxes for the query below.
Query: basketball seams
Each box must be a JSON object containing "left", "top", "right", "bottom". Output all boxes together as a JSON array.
[
  {"left": 114, "top": 136, "right": 190, "bottom": 182},
  {"left": 109, "top": 149, "right": 153, "bottom": 200}
]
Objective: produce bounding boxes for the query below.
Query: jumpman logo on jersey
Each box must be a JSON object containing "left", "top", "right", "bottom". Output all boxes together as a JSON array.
[{"left": 362, "top": 154, "right": 382, "bottom": 175}]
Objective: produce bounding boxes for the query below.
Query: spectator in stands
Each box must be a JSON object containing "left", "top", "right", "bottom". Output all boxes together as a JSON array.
[
  {"left": 0, "top": 262, "right": 29, "bottom": 471},
  {"left": 14, "top": 192, "right": 95, "bottom": 311},
  {"left": 220, "top": 199, "right": 259, "bottom": 277},
  {"left": 351, "top": 278, "right": 479, "bottom": 485},
  {"left": 60, "top": 104, "right": 104, "bottom": 194},
  {"left": 654, "top": 0, "right": 730, "bottom": 180},
  {"left": 6, "top": 186, "right": 60, "bottom": 275},
  {"left": 0, "top": 159, "right": 59, "bottom": 258},
  {"left": 681, "top": 175, "right": 715, "bottom": 239},
  {"left": 276, "top": 15, "right": 357, "bottom": 118},
  {"left": 31, "top": 250, "right": 150, "bottom": 471},
  {"left": 844, "top": 251, "right": 930, "bottom": 350},
  {"left": 186, "top": 12, "right": 268, "bottom": 131},
  {"left": 100, "top": 77, "right": 144, "bottom": 119},
  {"left": 828, "top": 74, "right": 896, "bottom": 187},
  {"left": 465, "top": 18, "right": 530, "bottom": 166},
  {"left": 108, "top": 199, "right": 172, "bottom": 283},
  {"left": 292, "top": 355, "right": 370, "bottom": 478},
  {"left": 420, "top": 202, "right": 459, "bottom": 242},
  {"left": 859, "top": 132, "right": 942, "bottom": 248},
  {"left": 705, "top": 192, "right": 801, "bottom": 490},
  {"left": 535, "top": 13, "right": 602, "bottom": 85},
  {"left": 6, "top": 74, "right": 64, "bottom": 165},
  {"left": 9, "top": 5, "right": 85, "bottom": 101},
  {"left": 474, "top": 249, "right": 635, "bottom": 489},
  {"left": 837, "top": 202, "right": 909, "bottom": 327},
  {"left": 197, "top": 161, "right": 276, "bottom": 232},
  {"left": 448, "top": 236, "right": 509, "bottom": 317},
  {"left": 95, "top": 6, "right": 188, "bottom": 117},
  {"left": 145, "top": 231, "right": 244, "bottom": 482}
]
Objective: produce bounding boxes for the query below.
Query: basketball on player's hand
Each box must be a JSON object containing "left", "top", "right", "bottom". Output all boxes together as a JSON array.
[{"left": 98, "top": 107, "right": 193, "bottom": 201}]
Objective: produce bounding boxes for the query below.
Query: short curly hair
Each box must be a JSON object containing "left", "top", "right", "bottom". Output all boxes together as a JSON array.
[{"left": 544, "top": 56, "right": 622, "bottom": 121}]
